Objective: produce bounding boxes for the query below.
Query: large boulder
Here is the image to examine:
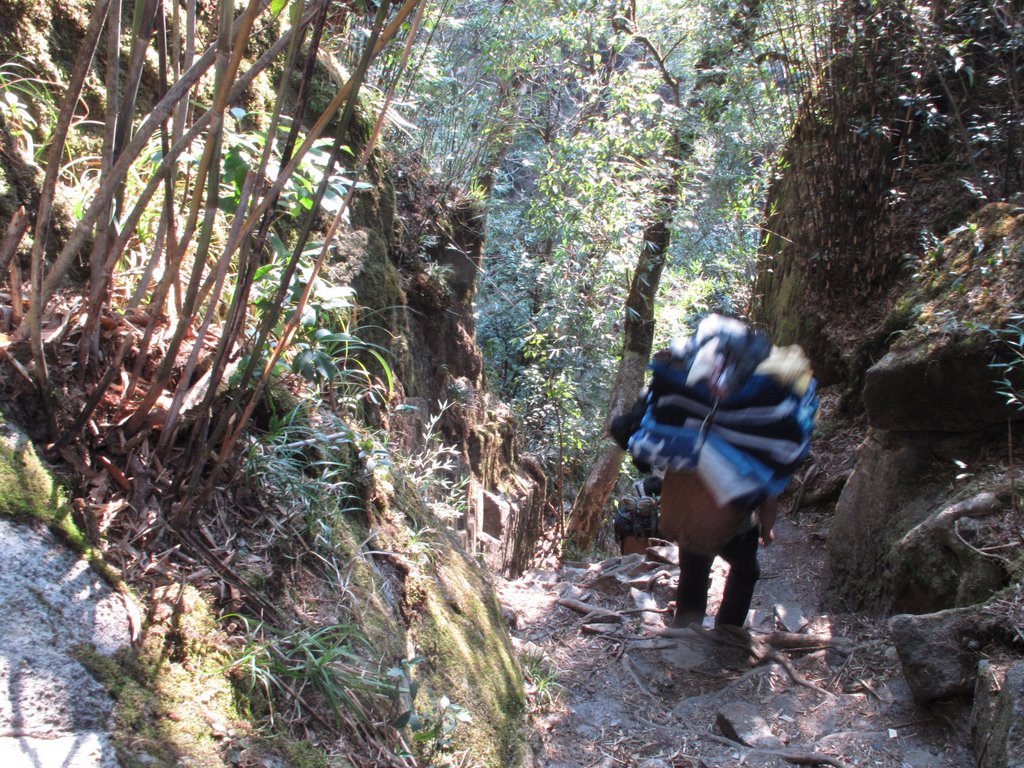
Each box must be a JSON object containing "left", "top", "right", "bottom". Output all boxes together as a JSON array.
[
  {"left": 862, "top": 203, "right": 1024, "bottom": 435},
  {"left": 889, "top": 606, "right": 994, "bottom": 703},
  {"left": 0, "top": 518, "right": 129, "bottom": 768},
  {"left": 862, "top": 335, "right": 1017, "bottom": 433},
  {"left": 825, "top": 429, "right": 1011, "bottom": 613},
  {"left": 827, "top": 433, "right": 1011, "bottom": 614}
]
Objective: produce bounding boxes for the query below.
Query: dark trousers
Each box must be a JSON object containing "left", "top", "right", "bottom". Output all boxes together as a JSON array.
[{"left": 674, "top": 526, "right": 761, "bottom": 627}]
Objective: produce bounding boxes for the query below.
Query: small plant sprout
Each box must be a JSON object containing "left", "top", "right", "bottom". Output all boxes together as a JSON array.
[{"left": 520, "top": 651, "right": 564, "bottom": 713}]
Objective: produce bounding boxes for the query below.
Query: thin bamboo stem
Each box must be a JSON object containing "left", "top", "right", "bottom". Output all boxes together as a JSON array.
[{"left": 26, "top": 0, "right": 113, "bottom": 423}]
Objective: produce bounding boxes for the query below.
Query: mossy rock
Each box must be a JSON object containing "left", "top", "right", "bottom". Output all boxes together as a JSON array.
[
  {"left": 76, "top": 583, "right": 335, "bottom": 768},
  {"left": 862, "top": 332, "right": 1016, "bottom": 432},
  {"left": 752, "top": 253, "right": 850, "bottom": 386},
  {"left": 864, "top": 202, "right": 1024, "bottom": 432},
  {"left": 890, "top": 485, "right": 1010, "bottom": 614},
  {"left": 405, "top": 537, "right": 531, "bottom": 767},
  {"left": 372, "top": 477, "right": 532, "bottom": 767},
  {"left": 826, "top": 427, "right": 1015, "bottom": 614},
  {"left": 0, "top": 414, "right": 112, "bottom": 573},
  {"left": 0, "top": 418, "right": 57, "bottom": 521}
]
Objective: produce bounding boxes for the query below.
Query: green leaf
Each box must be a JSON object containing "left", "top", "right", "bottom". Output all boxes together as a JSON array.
[
  {"left": 252, "top": 263, "right": 277, "bottom": 281},
  {"left": 312, "top": 351, "right": 339, "bottom": 381},
  {"left": 292, "top": 349, "right": 315, "bottom": 379}
]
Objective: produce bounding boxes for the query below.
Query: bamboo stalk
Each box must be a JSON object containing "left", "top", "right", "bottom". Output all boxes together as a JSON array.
[
  {"left": 58, "top": 2, "right": 325, "bottom": 445},
  {"left": 189, "top": 0, "right": 428, "bottom": 514},
  {"left": 34, "top": 0, "right": 276, "bottom": 310},
  {"left": 25, "top": 0, "right": 114, "bottom": 420},
  {"left": 120, "top": 2, "right": 325, "bottom": 436},
  {"left": 79, "top": 0, "right": 123, "bottom": 370},
  {"left": 0, "top": 207, "right": 29, "bottom": 279}
]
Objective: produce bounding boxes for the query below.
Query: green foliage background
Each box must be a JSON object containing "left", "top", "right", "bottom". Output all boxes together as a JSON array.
[{"left": 388, "top": 0, "right": 824, "bottom": 487}]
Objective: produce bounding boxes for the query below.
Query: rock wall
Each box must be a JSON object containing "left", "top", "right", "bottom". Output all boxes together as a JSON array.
[
  {"left": 0, "top": 420, "right": 132, "bottom": 768},
  {"left": 753, "top": 1, "right": 1024, "bottom": 391},
  {"left": 825, "top": 204, "right": 1024, "bottom": 614},
  {"left": 0, "top": 516, "right": 131, "bottom": 768},
  {"left": 336, "top": 162, "right": 545, "bottom": 577}
]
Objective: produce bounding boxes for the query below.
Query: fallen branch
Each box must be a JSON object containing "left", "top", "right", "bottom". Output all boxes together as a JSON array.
[
  {"left": 619, "top": 606, "right": 673, "bottom": 615},
  {"left": 750, "top": 629, "right": 852, "bottom": 650},
  {"left": 761, "top": 649, "right": 835, "bottom": 698},
  {"left": 796, "top": 470, "right": 850, "bottom": 510},
  {"left": 557, "top": 597, "right": 622, "bottom": 623},
  {"left": 580, "top": 626, "right": 674, "bottom": 649}
]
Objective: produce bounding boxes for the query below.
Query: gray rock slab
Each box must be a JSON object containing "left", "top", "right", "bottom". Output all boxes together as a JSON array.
[
  {"left": 0, "top": 520, "right": 131, "bottom": 656},
  {"left": 862, "top": 334, "right": 1017, "bottom": 432},
  {"left": 0, "top": 519, "right": 130, "bottom": 766},
  {"left": 659, "top": 629, "right": 716, "bottom": 672},
  {"left": 715, "top": 701, "right": 785, "bottom": 749},
  {"left": 0, "top": 650, "right": 114, "bottom": 735},
  {"left": 0, "top": 732, "right": 120, "bottom": 768},
  {"left": 772, "top": 601, "right": 809, "bottom": 633},
  {"left": 900, "top": 747, "right": 954, "bottom": 768},
  {"left": 645, "top": 544, "right": 679, "bottom": 566},
  {"left": 699, "top": 751, "right": 790, "bottom": 767},
  {"left": 629, "top": 586, "right": 664, "bottom": 627}
]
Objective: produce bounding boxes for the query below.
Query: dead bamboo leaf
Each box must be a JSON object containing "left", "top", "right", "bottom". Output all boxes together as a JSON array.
[{"left": 120, "top": 590, "right": 144, "bottom": 646}]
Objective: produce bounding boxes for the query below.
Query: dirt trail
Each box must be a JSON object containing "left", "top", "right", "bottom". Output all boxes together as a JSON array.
[{"left": 496, "top": 514, "right": 974, "bottom": 768}]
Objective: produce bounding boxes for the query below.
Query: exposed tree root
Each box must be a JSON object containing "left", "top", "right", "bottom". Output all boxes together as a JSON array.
[
  {"left": 647, "top": 625, "right": 842, "bottom": 695},
  {"left": 557, "top": 597, "right": 623, "bottom": 623},
  {"left": 637, "top": 717, "right": 849, "bottom": 767}
]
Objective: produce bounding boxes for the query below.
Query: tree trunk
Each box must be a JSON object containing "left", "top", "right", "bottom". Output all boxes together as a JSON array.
[{"left": 567, "top": 216, "right": 669, "bottom": 548}]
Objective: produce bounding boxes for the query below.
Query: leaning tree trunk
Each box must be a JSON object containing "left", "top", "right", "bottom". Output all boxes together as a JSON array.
[{"left": 567, "top": 215, "right": 669, "bottom": 548}]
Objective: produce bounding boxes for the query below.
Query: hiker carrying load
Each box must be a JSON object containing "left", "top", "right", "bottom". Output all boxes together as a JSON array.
[{"left": 610, "top": 314, "right": 817, "bottom": 628}]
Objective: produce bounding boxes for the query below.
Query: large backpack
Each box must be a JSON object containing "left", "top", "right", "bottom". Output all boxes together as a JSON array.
[{"left": 614, "top": 315, "right": 818, "bottom": 509}]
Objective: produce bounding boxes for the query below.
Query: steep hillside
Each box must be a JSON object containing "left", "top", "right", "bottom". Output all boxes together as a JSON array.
[
  {"left": 753, "top": 0, "right": 1024, "bottom": 390},
  {"left": 0, "top": 2, "right": 546, "bottom": 766}
]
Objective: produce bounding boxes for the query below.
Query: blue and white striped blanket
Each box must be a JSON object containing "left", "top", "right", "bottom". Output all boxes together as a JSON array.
[{"left": 627, "top": 354, "right": 818, "bottom": 508}]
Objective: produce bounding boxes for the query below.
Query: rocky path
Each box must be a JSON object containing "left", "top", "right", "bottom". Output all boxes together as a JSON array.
[{"left": 497, "top": 515, "right": 974, "bottom": 768}]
